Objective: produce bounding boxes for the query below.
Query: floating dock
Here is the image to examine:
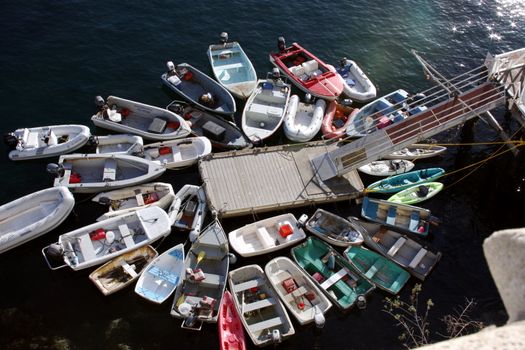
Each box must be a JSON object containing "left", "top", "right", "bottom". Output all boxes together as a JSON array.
[{"left": 198, "top": 141, "right": 363, "bottom": 218}]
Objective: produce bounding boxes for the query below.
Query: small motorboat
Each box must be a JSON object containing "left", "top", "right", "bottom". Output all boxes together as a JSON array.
[
  {"left": 366, "top": 167, "right": 445, "bottom": 194},
  {"left": 142, "top": 136, "right": 212, "bottom": 169},
  {"left": 161, "top": 62, "right": 236, "bottom": 118},
  {"left": 91, "top": 95, "right": 191, "bottom": 141},
  {"left": 43, "top": 206, "right": 171, "bottom": 271},
  {"left": 167, "top": 100, "right": 251, "bottom": 150},
  {"left": 89, "top": 245, "right": 158, "bottom": 296},
  {"left": 283, "top": 94, "right": 326, "bottom": 142},
  {"left": 358, "top": 159, "right": 415, "bottom": 177},
  {"left": 264, "top": 256, "right": 332, "bottom": 326},
  {"left": 49, "top": 153, "right": 166, "bottom": 193},
  {"left": 269, "top": 37, "right": 344, "bottom": 100},
  {"left": 228, "top": 213, "right": 307, "bottom": 257},
  {"left": 228, "top": 264, "right": 295, "bottom": 347},
  {"left": 92, "top": 182, "right": 175, "bottom": 221},
  {"left": 321, "top": 100, "right": 359, "bottom": 139},
  {"left": 382, "top": 144, "right": 447, "bottom": 160},
  {"left": 167, "top": 185, "right": 207, "bottom": 242},
  {"left": 241, "top": 70, "right": 291, "bottom": 144},
  {"left": 0, "top": 186, "right": 75, "bottom": 255},
  {"left": 304, "top": 208, "right": 364, "bottom": 247},
  {"left": 134, "top": 243, "right": 185, "bottom": 304},
  {"left": 218, "top": 290, "right": 247, "bottom": 350},
  {"left": 4, "top": 124, "right": 91, "bottom": 161},
  {"left": 207, "top": 32, "right": 258, "bottom": 99},
  {"left": 335, "top": 57, "right": 377, "bottom": 103},
  {"left": 85, "top": 134, "right": 144, "bottom": 155},
  {"left": 387, "top": 182, "right": 444, "bottom": 205}
]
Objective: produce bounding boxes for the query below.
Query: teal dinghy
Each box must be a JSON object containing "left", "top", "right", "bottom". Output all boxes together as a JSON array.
[
  {"left": 366, "top": 167, "right": 445, "bottom": 194},
  {"left": 387, "top": 182, "right": 444, "bottom": 205}
]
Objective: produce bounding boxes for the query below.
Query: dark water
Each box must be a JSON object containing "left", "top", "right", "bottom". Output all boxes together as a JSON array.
[{"left": 1, "top": 1, "right": 525, "bottom": 349}]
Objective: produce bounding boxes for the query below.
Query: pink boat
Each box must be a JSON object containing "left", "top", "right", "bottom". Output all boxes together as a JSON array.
[
  {"left": 219, "top": 291, "right": 246, "bottom": 350},
  {"left": 322, "top": 100, "right": 360, "bottom": 139},
  {"left": 269, "top": 37, "right": 344, "bottom": 100}
]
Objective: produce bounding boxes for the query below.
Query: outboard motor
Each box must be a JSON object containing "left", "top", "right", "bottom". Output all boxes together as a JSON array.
[
  {"left": 228, "top": 252, "right": 237, "bottom": 265},
  {"left": 220, "top": 32, "right": 228, "bottom": 44},
  {"left": 277, "top": 36, "right": 286, "bottom": 52},
  {"left": 166, "top": 61, "right": 175, "bottom": 72},
  {"left": 356, "top": 295, "right": 367, "bottom": 309},
  {"left": 304, "top": 93, "right": 313, "bottom": 104},
  {"left": 339, "top": 57, "right": 348, "bottom": 68},
  {"left": 3, "top": 132, "right": 19, "bottom": 150},
  {"left": 341, "top": 98, "right": 353, "bottom": 106},
  {"left": 86, "top": 135, "right": 99, "bottom": 148},
  {"left": 271, "top": 329, "right": 282, "bottom": 344},
  {"left": 46, "top": 243, "right": 64, "bottom": 264},
  {"left": 271, "top": 67, "right": 281, "bottom": 80},
  {"left": 46, "top": 163, "right": 65, "bottom": 177},
  {"left": 95, "top": 95, "right": 106, "bottom": 110},
  {"left": 97, "top": 196, "right": 111, "bottom": 206},
  {"left": 313, "top": 306, "right": 326, "bottom": 329}
]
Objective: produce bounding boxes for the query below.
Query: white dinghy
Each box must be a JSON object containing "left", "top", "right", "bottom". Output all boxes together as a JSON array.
[
  {"left": 382, "top": 144, "right": 447, "bottom": 160},
  {"left": 49, "top": 154, "right": 166, "bottom": 193},
  {"left": 87, "top": 134, "right": 143, "bottom": 155},
  {"left": 0, "top": 186, "right": 75, "bottom": 254},
  {"left": 167, "top": 185, "right": 207, "bottom": 242},
  {"left": 142, "top": 136, "right": 212, "bottom": 169},
  {"left": 91, "top": 96, "right": 191, "bottom": 141},
  {"left": 358, "top": 159, "right": 415, "bottom": 177},
  {"left": 283, "top": 94, "right": 326, "bottom": 142},
  {"left": 335, "top": 58, "right": 377, "bottom": 103},
  {"left": 92, "top": 182, "right": 175, "bottom": 221},
  {"left": 4, "top": 124, "right": 91, "bottom": 161},
  {"left": 43, "top": 206, "right": 171, "bottom": 271},
  {"left": 264, "top": 257, "right": 332, "bottom": 326},
  {"left": 228, "top": 213, "right": 307, "bottom": 257}
]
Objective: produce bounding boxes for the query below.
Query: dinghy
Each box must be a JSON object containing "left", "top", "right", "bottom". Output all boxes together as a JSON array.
[
  {"left": 264, "top": 257, "right": 332, "bottom": 326},
  {"left": 171, "top": 220, "right": 229, "bottom": 328},
  {"left": 161, "top": 62, "right": 236, "bottom": 118},
  {"left": 366, "top": 167, "right": 445, "bottom": 194},
  {"left": 207, "top": 32, "right": 258, "bottom": 99},
  {"left": 43, "top": 206, "right": 171, "bottom": 271},
  {"left": 269, "top": 37, "right": 344, "bottom": 100},
  {"left": 142, "top": 137, "right": 212, "bottom": 169},
  {"left": 228, "top": 213, "right": 307, "bottom": 257},
  {"left": 291, "top": 237, "right": 375, "bottom": 311},
  {"left": 228, "top": 264, "right": 295, "bottom": 347},
  {"left": 382, "top": 144, "right": 447, "bottom": 160},
  {"left": 241, "top": 70, "right": 291, "bottom": 144},
  {"left": 167, "top": 100, "right": 251, "bottom": 150},
  {"left": 304, "top": 209, "right": 364, "bottom": 247},
  {"left": 168, "top": 185, "right": 207, "bottom": 242},
  {"left": 92, "top": 182, "right": 175, "bottom": 221},
  {"left": 49, "top": 154, "right": 166, "bottom": 193},
  {"left": 335, "top": 57, "right": 377, "bottom": 102},
  {"left": 343, "top": 245, "right": 410, "bottom": 295},
  {"left": 134, "top": 243, "right": 185, "bottom": 304},
  {"left": 360, "top": 196, "right": 436, "bottom": 237},
  {"left": 86, "top": 134, "right": 143, "bottom": 155},
  {"left": 0, "top": 186, "right": 74, "bottom": 255},
  {"left": 218, "top": 290, "right": 247, "bottom": 350},
  {"left": 358, "top": 159, "right": 415, "bottom": 177},
  {"left": 321, "top": 100, "right": 360, "bottom": 139},
  {"left": 89, "top": 245, "right": 158, "bottom": 296},
  {"left": 5, "top": 124, "right": 90, "bottom": 161},
  {"left": 283, "top": 94, "right": 326, "bottom": 142},
  {"left": 387, "top": 182, "right": 444, "bottom": 205},
  {"left": 347, "top": 217, "right": 441, "bottom": 280},
  {"left": 91, "top": 95, "right": 191, "bottom": 141}
]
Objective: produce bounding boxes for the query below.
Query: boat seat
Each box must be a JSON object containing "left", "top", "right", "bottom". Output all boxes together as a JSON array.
[
  {"left": 120, "top": 261, "right": 138, "bottom": 278},
  {"left": 365, "top": 259, "right": 386, "bottom": 279},
  {"left": 193, "top": 272, "right": 222, "bottom": 288},
  {"left": 248, "top": 103, "right": 283, "bottom": 119},
  {"left": 283, "top": 286, "right": 307, "bottom": 303},
  {"left": 387, "top": 237, "right": 406, "bottom": 257},
  {"left": 256, "top": 227, "right": 274, "bottom": 249},
  {"left": 26, "top": 131, "right": 39, "bottom": 148},
  {"left": 148, "top": 117, "right": 167, "bottom": 134},
  {"left": 148, "top": 265, "right": 180, "bottom": 285},
  {"left": 386, "top": 206, "right": 397, "bottom": 225},
  {"left": 233, "top": 278, "right": 264, "bottom": 293},
  {"left": 320, "top": 268, "right": 348, "bottom": 290},
  {"left": 256, "top": 89, "right": 287, "bottom": 104},
  {"left": 409, "top": 211, "right": 420, "bottom": 231},
  {"left": 103, "top": 158, "right": 117, "bottom": 181},
  {"left": 243, "top": 297, "right": 276, "bottom": 313},
  {"left": 248, "top": 317, "right": 283, "bottom": 333},
  {"left": 119, "top": 224, "right": 135, "bottom": 248},
  {"left": 218, "top": 62, "right": 243, "bottom": 70},
  {"left": 77, "top": 234, "right": 97, "bottom": 262},
  {"left": 409, "top": 248, "right": 427, "bottom": 269},
  {"left": 301, "top": 59, "right": 318, "bottom": 74},
  {"left": 289, "top": 65, "right": 305, "bottom": 77},
  {"left": 134, "top": 190, "right": 145, "bottom": 206}
]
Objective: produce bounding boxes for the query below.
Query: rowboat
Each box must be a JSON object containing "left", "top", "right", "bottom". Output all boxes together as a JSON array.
[
  {"left": 269, "top": 38, "right": 344, "bottom": 100},
  {"left": 241, "top": 71, "right": 291, "bottom": 144},
  {"left": 321, "top": 100, "right": 359, "bottom": 139},
  {"left": 167, "top": 100, "right": 251, "bottom": 150},
  {"left": 360, "top": 196, "right": 435, "bottom": 237},
  {"left": 387, "top": 182, "right": 444, "bottom": 205},
  {"left": 167, "top": 185, "right": 207, "bottom": 242},
  {"left": 49, "top": 154, "right": 166, "bottom": 193},
  {"left": 91, "top": 96, "right": 191, "bottom": 141},
  {"left": 335, "top": 58, "right": 377, "bottom": 103},
  {"left": 366, "top": 167, "right": 445, "bottom": 194},
  {"left": 228, "top": 264, "right": 295, "bottom": 347},
  {"left": 228, "top": 213, "right": 307, "bottom": 257},
  {"left": 86, "top": 134, "right": 143, "bottom": 155},
  {"left": 142, "top": 136, "right": 212, "bottom": 169},
  {"left": 343, "top": 245, "right": 410, "bottom": 294},
  {"left": 290, "top": 237, "right": 375, "bottom": 311},
  {"left": 358, "top": 160, "right": 415, "bottom": 177},
  {"left": 218, "top": 290, "right": 247, "bottom": 350},
  {"left": 161, "top": 62, "right": 236, "bottom": 118},
  {"left": 4, "top": 124, "right": 90, "bottom": 161},
  {"left": 283, "top": 94, "right": 326, "bottom": 142},
  {"left": 92, "top": 182, "right": 175, "bottom": 221},
  {"left": 382, "top": 144, "right": 447, "bottom": 160},
  {"left": 0, "top": 186, "right": 74, "bottom": 255},
  {"left": 264, "top": 257, "right": 332, "bottom": 326},
  {"left": 207, "top": 32, "right": 258, "bottom": 99},
  {"left": 43, "top": 206, "right": 171, "bottom": 271},
  {"left": 304, "top": 208, "right": 364, "bottom": 247},
  {"left": 89, "top": 245, "right": 158, "bottom": 296},
  {"left": 171, "top": 220, "right": 229, "bottom": 327},
  {"left": 134, "top": 243, "right": 185, "bottom": 304},
  {"left": 347, "top": 217, "right": 441, "bottom": 280}
]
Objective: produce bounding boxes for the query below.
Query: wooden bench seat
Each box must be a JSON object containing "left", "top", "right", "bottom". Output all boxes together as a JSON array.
[
  {"left": 232, "top": 278, "right": 264, "bottom": 293},
  {"left": 243, "top": 297, "right": 276, "bottom": 313},
  {"left": 248, "top": 316, "right": 283, "bottom": 333}
]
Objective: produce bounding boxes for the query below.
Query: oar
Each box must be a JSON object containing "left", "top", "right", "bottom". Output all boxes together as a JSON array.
[{"left": 194, "top": 251, "right": 206, "bottom": 269}]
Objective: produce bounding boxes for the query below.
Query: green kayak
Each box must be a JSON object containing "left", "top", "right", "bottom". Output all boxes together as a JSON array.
[
  {"left": 366, "top": 167, "right": 445, "bottom": 194},
  {"left": 387, "top": 182, "right": 444, "bottom": 205}
]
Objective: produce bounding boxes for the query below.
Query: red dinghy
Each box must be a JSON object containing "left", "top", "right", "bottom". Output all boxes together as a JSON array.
[
  {"left": 219, "top": 290, "right": 246, "bottom": 350},
  {"left": 269, "top": 37, "right": 344, "bottom": 100},
  {"left": 322, "top": 100, "right": 360, "bottom": 139}
]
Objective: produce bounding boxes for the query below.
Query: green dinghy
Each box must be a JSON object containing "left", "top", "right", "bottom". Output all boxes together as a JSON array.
[
  {"left": 366, "top": 167, "right": 445, "bottom": 194},
  {"left": 387, "top": 182, "right": 444, "bottom": 205}
]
